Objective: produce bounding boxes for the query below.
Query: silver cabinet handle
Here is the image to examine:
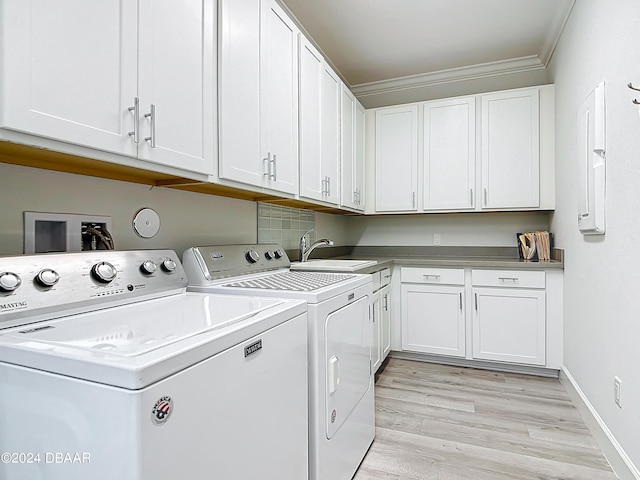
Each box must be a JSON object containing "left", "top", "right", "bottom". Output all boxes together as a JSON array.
[
  {"left": 475, "top": 293, "right": 478, "bottom": 311},
  {"left": 327, "top": 176, "right": 331, "bottom": 196},
  {"left": 459, "top": 292, "right": 462, "bottom": 310},
  {"left": 263, "top": 153, "right": 271, "bottom": 178},
  {"left": 128, "top": 97, "right": 139, "bottom": 143},
  {"left": 483, "top": 188, "right": 488, "bottom": 206},
  {"left": 271, "top": 154, "right": 277, "bottom": 180},
  {"left": 322, "top": 177, "right": 327, "bottom": 195},
  {"left": 498, "top": 277, "right": 519, "bottom": 282},
  {"left": 383, "top": 293, "right": 388, "bottom": 311},
  {"left": 412, "top": 192, "right": 416, "bottom": 208},
  {"left": 144, "top": 104, "right": 156, "bottom": 148},
  {"left": 423, "top": 274, "right": 441, "bottom": 281},
  {"left": 470, "top": 188, "right": 473, "bottom": 206}
]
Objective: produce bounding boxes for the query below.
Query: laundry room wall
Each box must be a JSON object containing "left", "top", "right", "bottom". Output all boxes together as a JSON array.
[
  {"left": 0, "top": 162, "right": 349, "bottom": 257},
  {"left": 549, "top": 0, "right": 640, "bottom": 476}
]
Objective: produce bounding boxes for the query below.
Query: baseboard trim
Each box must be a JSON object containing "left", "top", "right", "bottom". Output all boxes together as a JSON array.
[
  {"left": 560, "top": 367, "right": 640, "bottom": 480},
  {"left": 389, "top": 351, "right": 559, "bottom": 378}
]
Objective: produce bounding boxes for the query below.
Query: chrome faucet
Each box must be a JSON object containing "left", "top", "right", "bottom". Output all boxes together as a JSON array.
[{"left": 299, "top": 230, "right": 334, "bottom": 262}]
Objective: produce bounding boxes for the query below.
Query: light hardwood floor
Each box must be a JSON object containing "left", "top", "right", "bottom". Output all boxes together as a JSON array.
[{"left": 354, "top": 358, "right": 617, "bottom": 480}]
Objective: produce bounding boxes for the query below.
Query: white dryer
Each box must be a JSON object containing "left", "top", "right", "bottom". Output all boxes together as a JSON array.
[{"left": 183, "top": 244, "right": 375, "bottom": 480}]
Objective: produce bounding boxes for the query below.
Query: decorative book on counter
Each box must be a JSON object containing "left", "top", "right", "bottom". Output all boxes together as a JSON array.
[{"left": 517, "top": 231, "right": 552, "bottom": 261}]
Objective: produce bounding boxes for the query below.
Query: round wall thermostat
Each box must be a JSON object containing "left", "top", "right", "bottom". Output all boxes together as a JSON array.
[{"left": 133, "top": 208, "right": 161, "bottom": 239}]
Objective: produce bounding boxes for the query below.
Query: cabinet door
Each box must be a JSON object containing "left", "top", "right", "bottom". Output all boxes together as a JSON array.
[
  {"left": 340, "top": 86, "right": 356, "bottom": 209},
  {"left": 375, "top": 106, "right": 418, "bottom": 212},
  {"left": 371, "top": 292, "right": 382, "bottom": 372},
  {"left": 260, "top": 0, "right": 299, "bottom": 194},
  {"left": 401, "top": 284, "right": 465, "bottom": 357},
  {"left": 1, "top": 0, "right": 138, "bottom": 156},
  {"left": 320, "top": 65, "right": 340, "bottom": 204},
  {"left": 423, "top": 97, "right": 475, "bottom": 210},
  {"left": 218, "top": 0, "right": 262, "bottom": 185},
  {"left": 299, "top": 37, "right": 324, "bottom": 201},
  {"left": 354, "top": 101, "right": 366, "bottom": 211},
  {"left": 380, "top": 285, "right": 391, "bottom": 360},
  {"left": 472, "top": 288, "right": 545, "bottom": 365},
  {"left": 138, "top": 0, "right": 215, "bottom": 174},
  {"left": 481, "top": 88, "right": 540, "bottom": 208}
]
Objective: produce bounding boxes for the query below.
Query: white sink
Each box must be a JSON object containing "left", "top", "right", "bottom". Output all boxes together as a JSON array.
[{"left": 290, "top": 259, "right": 377, "bottom": 272}]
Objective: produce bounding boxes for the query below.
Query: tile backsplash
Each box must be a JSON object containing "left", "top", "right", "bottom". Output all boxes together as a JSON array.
[{"left": 257, "top": 203, "right": 316, "bottom": 250}]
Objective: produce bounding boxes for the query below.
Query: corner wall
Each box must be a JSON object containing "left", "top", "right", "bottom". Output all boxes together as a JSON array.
[{"left": 549, "top": 0, "right": 640, "bottom": 475}]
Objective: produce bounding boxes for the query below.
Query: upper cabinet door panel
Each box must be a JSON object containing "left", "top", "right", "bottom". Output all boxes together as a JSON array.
[
  {"left": 423, "top": 97, "right": 476, "bottom": 210},
  {"left": 299, "top": 37, "right": 324, "bottom": 201},
  {"left": 375, "top": 105, "right": 418, "bottom": 212},
  {"left": 1, "top": 0, "right": 138, "bottom": 156},
  {"left": 138, "top": 0, "right": 215, "bottom": 174},
  {"left": 354, "top": 101, "right": 366, "bottom": 211},
  {"left": 260, "top": 0, "right": 299, "bottom": 195},
  {"left": 320, "top": 65, "right": 340, "bottom": 204},
  {"left": 218, "top": 0, "right": 262, "bottom": 185},
  {"left": 481, "top": 89, "right": 540, "bottom": 209},
  {"left": 340, "top": 87, "right": 356, "bottom": 209}
]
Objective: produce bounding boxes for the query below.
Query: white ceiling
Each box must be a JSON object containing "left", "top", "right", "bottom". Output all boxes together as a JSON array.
[{"left": 279, "top": 0, "right": 575, "bottom": 99}]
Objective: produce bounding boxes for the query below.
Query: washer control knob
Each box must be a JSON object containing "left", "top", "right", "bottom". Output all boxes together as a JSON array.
[
  {"left": 0, "top": 272, "right": 21, "bottom": 292},
  {"left": 91, "top": 262, "right": 117, "bottom": 283},
  {"left": 275, "top": 249, "right": 286, "bottom": 259},
  {"left": 161, "top": 258, "right": 177, "bottom": 272},
  {"left": 35, "top": 269, "right": 60, "bottom": 288},
  {"left": 265, "top": 250, "right": 276, "bottom": 260},
  {"left": 245, "top": 250, "right": 260, "bottom": 264},
  {"left": 140, "top": 260, "right": 158, "bottom": 275}
]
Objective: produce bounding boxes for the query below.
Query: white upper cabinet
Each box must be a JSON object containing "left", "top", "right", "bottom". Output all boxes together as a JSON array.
[
  {"left": 1, "top": 1, "right": 138, "bottom": 156},
  {"left": 1, "top": 0, "right": 215, "bottom": 175},
  {"left": 423, "top": 97, "right": 476, "bottom": 210},
  {"left": 481, "top": 88, "right": 540, "bottom": 209},
  {"left": 137, "top": 0, "right": 215, "bottom": 174},
  {"left": 340, "top": 86, "right": 365, "bottom": 211},
  {"left": 299, "top": 37, "right": 340, "bottom": 205},
  {"left": 375, "top": 105, "right": 419, "bottom": 212},
  {"left": 219, "top": 0, "right": 298, "bottom": 194}
]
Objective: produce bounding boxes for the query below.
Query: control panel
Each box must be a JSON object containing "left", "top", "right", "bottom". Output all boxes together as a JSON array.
[
  {"left": 0, "top": 250, "right": 187, "bottom": 329},
  {"left": 184, "top": 244, "right": 291, "bottom": 281}
]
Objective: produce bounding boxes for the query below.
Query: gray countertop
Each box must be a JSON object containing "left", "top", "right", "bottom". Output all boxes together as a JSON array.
[{"left": 345, "top": 256, "right": 563, "bottom": 272}]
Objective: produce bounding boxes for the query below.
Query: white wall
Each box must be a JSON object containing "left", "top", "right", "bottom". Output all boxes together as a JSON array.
[
  {"left": 0, "top": 163, "right": 349, "bottom": 257},
  {"left": 549, "top": 0, "right": 640, "bottom": 475},
  {"left": 347, "top": 212, "right": 550, "bottom": 247}
]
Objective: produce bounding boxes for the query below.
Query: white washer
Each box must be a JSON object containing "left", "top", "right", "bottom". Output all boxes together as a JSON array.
[
  {"left": 183, "top": 244, "right": 375, "bottom": 480},
  {"left": 0, "top": 250, "right": 308, "bottom": 480}
]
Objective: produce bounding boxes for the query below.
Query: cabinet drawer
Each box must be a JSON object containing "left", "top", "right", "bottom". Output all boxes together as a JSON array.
[
  {"left": 379, "top": 268, "right": 392, "bottom": 288},
  {"left": 371, "top": 271, "right": 382, "bottom": 292},
  {"left": 401, "top": 267, "right": 464, "bottom": 285},
  {"left": 471, "top": 269, "right": 545, "bottom": 289}
]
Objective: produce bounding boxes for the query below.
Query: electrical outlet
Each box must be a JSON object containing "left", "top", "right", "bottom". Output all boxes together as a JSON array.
[
  {"left": 614, "top": 376, "right": 622, "bottom": 408},
  {"left": 433, "top": 233, "right": 442, "bottom": 246}
]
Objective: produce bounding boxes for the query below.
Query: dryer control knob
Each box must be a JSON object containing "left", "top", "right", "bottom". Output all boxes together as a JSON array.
[
  {"left": 0, "top": 272, "right": 21, "bottom": 292},
  {"left": 274, "top": 249, "right": 286, "bottom": 259},
  {"left": 245, "top": 250, "right": 260, "bottom": 263},
  {"left": 91, "top": 262, "right": 117, "bottom": 283},
  {"left": 140, "top": 260, "right": 158, "bottom": 275},
  {"left": 265, "top": 250, "right": 276, "bottom": 260},
  {"left": 161, "top": 258, "right": 177, "bottom": 272},
  {"left": 35, "top": 269, "right": 60, "bottom": 288}
]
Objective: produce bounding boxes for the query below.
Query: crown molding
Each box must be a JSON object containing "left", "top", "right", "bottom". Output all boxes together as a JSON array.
[
  {"left": 350, "top": 55, "right": 546, "bottom": 98},
  {"left": 539, "top": 0, "right": 576, "bottom": 67}
]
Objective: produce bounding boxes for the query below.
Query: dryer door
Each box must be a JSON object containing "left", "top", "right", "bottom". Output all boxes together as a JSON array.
[{"left": 325, "top": 295, "right": 371, "bottom": 439}]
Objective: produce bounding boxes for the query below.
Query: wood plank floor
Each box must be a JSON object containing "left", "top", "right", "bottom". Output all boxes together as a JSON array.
[{"left": 354, "top": 358, "right": 617, "bottom": 480}]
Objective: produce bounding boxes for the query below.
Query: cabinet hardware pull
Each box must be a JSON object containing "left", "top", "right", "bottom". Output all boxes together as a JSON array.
[
  {"left": 271, "top": 154, "right": 277, "bottom": 180},
  {"left": 470, "top": 188, "right": 473, "bottom": 206},
  {"left": 263, "top": 153, "right": 271, "bottom": 177},
  {"left": 144, "top": 104, "right": 156, "bottom": 148},
  {"left": 327, "top": 176, "right": 331, "bottom": 196},
  {"left": 474, "top": 293, "right": 478, "bottom": 311},
  {"left": 423, "top": 274, "right": 440, "bottom": 280},
  {"left": 383, "top": 294, "right": 388, "bottom": 310},
  {"left": 128, "top": 97, "right": 139, "bottom": 144},
  {"left": 459, "top": 292, "right": 462, "bottom": 310},
  {"left": 498, "top": 277, "right": 519, "bottom": 282},
  {"left": 483, "top": 188, "right": 488, "bottom": 206},
  {"left": 412, "top": 192, "right": 416, "bottom": 208}
]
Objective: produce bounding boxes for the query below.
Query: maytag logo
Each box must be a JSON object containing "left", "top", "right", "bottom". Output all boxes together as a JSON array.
[
  {"left": 209, "top": 252, "right": 224, "bottom": 260},
  {"left": 0, "top": 301, "right": 28, "bottom": 313}
]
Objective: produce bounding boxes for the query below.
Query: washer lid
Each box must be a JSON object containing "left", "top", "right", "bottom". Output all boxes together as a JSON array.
[{"left": 1, "top": 293, "right": 284, "bottom": 357}]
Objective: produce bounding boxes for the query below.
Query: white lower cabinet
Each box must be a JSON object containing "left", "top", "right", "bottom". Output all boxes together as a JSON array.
[
  {"left": 400, "top": 267, "right": 556, "bottom": 370},
  {"left": 372, "top": 267, "right": 392, "bottom": 372},
  {"left": 380, "top": 284, "right": 391, "bottom": 360},
  {"left": 401, "top": 284, "right": 465, "bottom": 357}
]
